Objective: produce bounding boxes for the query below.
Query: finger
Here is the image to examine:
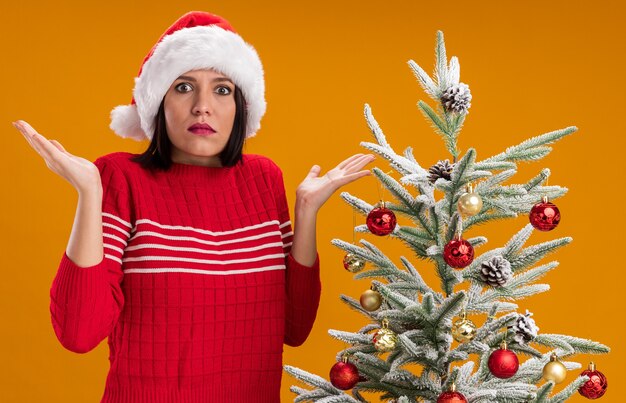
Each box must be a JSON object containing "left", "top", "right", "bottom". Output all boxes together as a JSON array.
[
  {"left": 306, "top": 165, "right": 322, "bottom": 179},
  {"left": 17, "top": 124, "right": 37, "bottom": 149},
  {"left": 14, "top": 121, "right": 48, "bottom": 159},
  {"left": 334, "top": 170, "right": 372, "bottom": 187},
  {"left": 13, "top": 121, "right": 33, "bottom": 143},
  {"left": 35, "top": 136, "right": 68, "bottom": 164},
  {"left": 14, "top": 121, "right": 40, "bottom": 147},
  {"left": 344, "top": 154, "right": 375, "bottom": 172},
  {"left": 337, "top": 153, "right": 364, "bottom": 169},
  {"left": 15, "top": 120, "right": 39, "bottom": 139},
  {"left": 15, "top": 122, "right": 43, "bottom": 155},
  {"left": 28, "top": 131, "right": 57, "bottom": 161},
  {"left": 344, "top": 154, "right": 374, "bottom": 168},
  {"left": 16, "top": 121, "right": 62, "bottom": 162}
]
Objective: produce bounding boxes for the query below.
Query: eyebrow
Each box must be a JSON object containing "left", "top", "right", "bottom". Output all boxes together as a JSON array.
[{"left": 175, "top": 75, "right": 234, "bottom": 84}]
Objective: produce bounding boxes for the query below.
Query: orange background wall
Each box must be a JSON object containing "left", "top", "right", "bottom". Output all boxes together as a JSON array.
[{"left": 1, "top": 1, "right": 624, "bottom": 402}]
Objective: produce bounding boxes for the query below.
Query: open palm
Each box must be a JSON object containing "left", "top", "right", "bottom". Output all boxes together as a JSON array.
[
  {"left": 296, "top": 153, "right": 376, "bottom": 212},
  {"left": 13, "top": 120, "right": 101, "bottom": 194}
]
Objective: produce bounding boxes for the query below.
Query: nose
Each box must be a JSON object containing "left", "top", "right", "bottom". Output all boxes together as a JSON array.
[{"left": 192, "top": 91, "right": 214, "bottom": 115}]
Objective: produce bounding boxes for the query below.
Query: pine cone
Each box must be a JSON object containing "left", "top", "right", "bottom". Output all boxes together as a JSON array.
[
  {"left": 509, "top": 310, "right": 539, "bottom": 344},
  {"left": 480, "top": 255, "right": 513, "bottom": 287},
  {"left": 428, "top": 159, "right": 454, "bottom": 184},
  {"left": 441, "top": 82, "right": 472, "bottom": 114}
]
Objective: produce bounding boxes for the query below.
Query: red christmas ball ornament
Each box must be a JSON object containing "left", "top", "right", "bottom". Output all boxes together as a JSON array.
[
  {"left": 437, "top": 383, "right": 467, "bottom": 403},
  {"left": 578, "top": 362, "right": 608, "bottom": 399},
  {"left": 329, "top": 356, "right": 360, "bottom": 390},
  {"left": 529, "top": 196, "right": 560, "bottom": 231},
  {"left": 488, "top": 341, "right": 519, "bottom": 379},
  {"left": 443, "top": 235, "right": 474, "bottom": 268},
  {"left": 366, "top": 203, "right": 397, "bottom": 236}
]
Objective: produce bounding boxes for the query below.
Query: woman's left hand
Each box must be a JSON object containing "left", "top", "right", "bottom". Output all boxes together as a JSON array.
[{"left": 296, "top": 153, "right": 376, "bottom": 213}]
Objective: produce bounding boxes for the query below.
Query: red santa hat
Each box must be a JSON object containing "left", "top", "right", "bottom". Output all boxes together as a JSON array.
[{"left": 110, "top": 11, "right": 266, "bottom": 141}]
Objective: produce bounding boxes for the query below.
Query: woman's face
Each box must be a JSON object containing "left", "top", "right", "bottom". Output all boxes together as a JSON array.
[{"left": 163, "top": 68, "right": 236, "bottom": 167}]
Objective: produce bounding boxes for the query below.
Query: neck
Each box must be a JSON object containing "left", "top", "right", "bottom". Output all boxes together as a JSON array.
[{"left": 171, "top": 152, "right": 222, "bottom": 167}]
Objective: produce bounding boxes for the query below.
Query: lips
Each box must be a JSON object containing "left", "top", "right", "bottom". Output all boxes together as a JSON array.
[{"left": 188, "top": 123, "right": 216, "bottom": 136}]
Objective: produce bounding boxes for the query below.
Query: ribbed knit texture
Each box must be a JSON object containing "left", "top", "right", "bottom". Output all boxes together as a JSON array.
[{"left": 49, "top": 152, "right": 321, "bottom": 403}]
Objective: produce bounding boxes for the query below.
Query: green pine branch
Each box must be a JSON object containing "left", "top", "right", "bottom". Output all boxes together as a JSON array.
[{"left": 286, "top": 30, "right": 608, "bottom": 403}]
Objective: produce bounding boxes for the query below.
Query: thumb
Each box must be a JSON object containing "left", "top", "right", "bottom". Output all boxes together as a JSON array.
[
  {"left": 306, "top": 165, "right": 321, "bottom": 179},
  {"left": 50, "top": 139, "right": 68, "bottom": 154}
]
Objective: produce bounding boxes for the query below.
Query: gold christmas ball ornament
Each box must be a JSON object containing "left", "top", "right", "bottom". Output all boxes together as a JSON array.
[
  {"left": 451, "top": 311, "right": 477, "bottom": 343},
  {"left": 360, "top": 287, "right": 382, "bottom": 311},
  {"left": 373, "top": 319, "right": 398, "bottom": 352},
  {"left": 343, "top": 253, "right": 366, "bottom": 273},
  {"left": 457, "top": 183, "right": 483, "bottom": 216},
  {"left": 542, "top": 353, "right": 567, "bottom": 384}
]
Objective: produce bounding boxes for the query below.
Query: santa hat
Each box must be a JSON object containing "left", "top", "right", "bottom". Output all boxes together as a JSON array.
[{"left": 110, "top": 11, "right": 266, "bottom": 141}]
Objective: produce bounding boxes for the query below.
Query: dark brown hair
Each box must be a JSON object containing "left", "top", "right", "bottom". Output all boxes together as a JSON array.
[{"left": 131, "top": 86, "right": 247, "bottom": 170}]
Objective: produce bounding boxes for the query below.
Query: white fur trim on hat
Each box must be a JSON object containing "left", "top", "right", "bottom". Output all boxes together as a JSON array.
[{"left": 110, "top": 25, "right": 266, "bottom": 141}]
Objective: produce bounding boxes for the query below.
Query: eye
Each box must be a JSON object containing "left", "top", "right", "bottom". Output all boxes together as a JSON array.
[
  {"left": 216, "top": 85, "right": 232, "bottom": 95},
  {"left": 175, "top": 82, "right": 193, "bottom": 93}
]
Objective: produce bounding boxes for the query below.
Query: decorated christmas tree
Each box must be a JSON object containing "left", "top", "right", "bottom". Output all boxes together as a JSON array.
[{"left": 284, "top": 32, "right": 610, "bottom": 402}]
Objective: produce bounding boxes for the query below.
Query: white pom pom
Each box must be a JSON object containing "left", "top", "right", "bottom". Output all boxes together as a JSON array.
[{"left": 110, "top": 104, "right": 147, "bottom": 141}]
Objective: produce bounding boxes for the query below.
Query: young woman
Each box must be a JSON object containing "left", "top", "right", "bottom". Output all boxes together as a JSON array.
[{"left": 13, "top": 11, "right": 374, "bottom": 403}]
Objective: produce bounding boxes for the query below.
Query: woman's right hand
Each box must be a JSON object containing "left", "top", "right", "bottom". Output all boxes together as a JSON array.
[{"left": 13, "top": 120, "right": 102, "bottom": 195}]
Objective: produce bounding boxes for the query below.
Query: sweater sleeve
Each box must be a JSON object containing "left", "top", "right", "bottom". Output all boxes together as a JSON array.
[
  {"left": 49, "top": 156, "right": 133, "bottom": 354},
  {"left": 271, "top": 163, "right": 322, "bottom": 347}
]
